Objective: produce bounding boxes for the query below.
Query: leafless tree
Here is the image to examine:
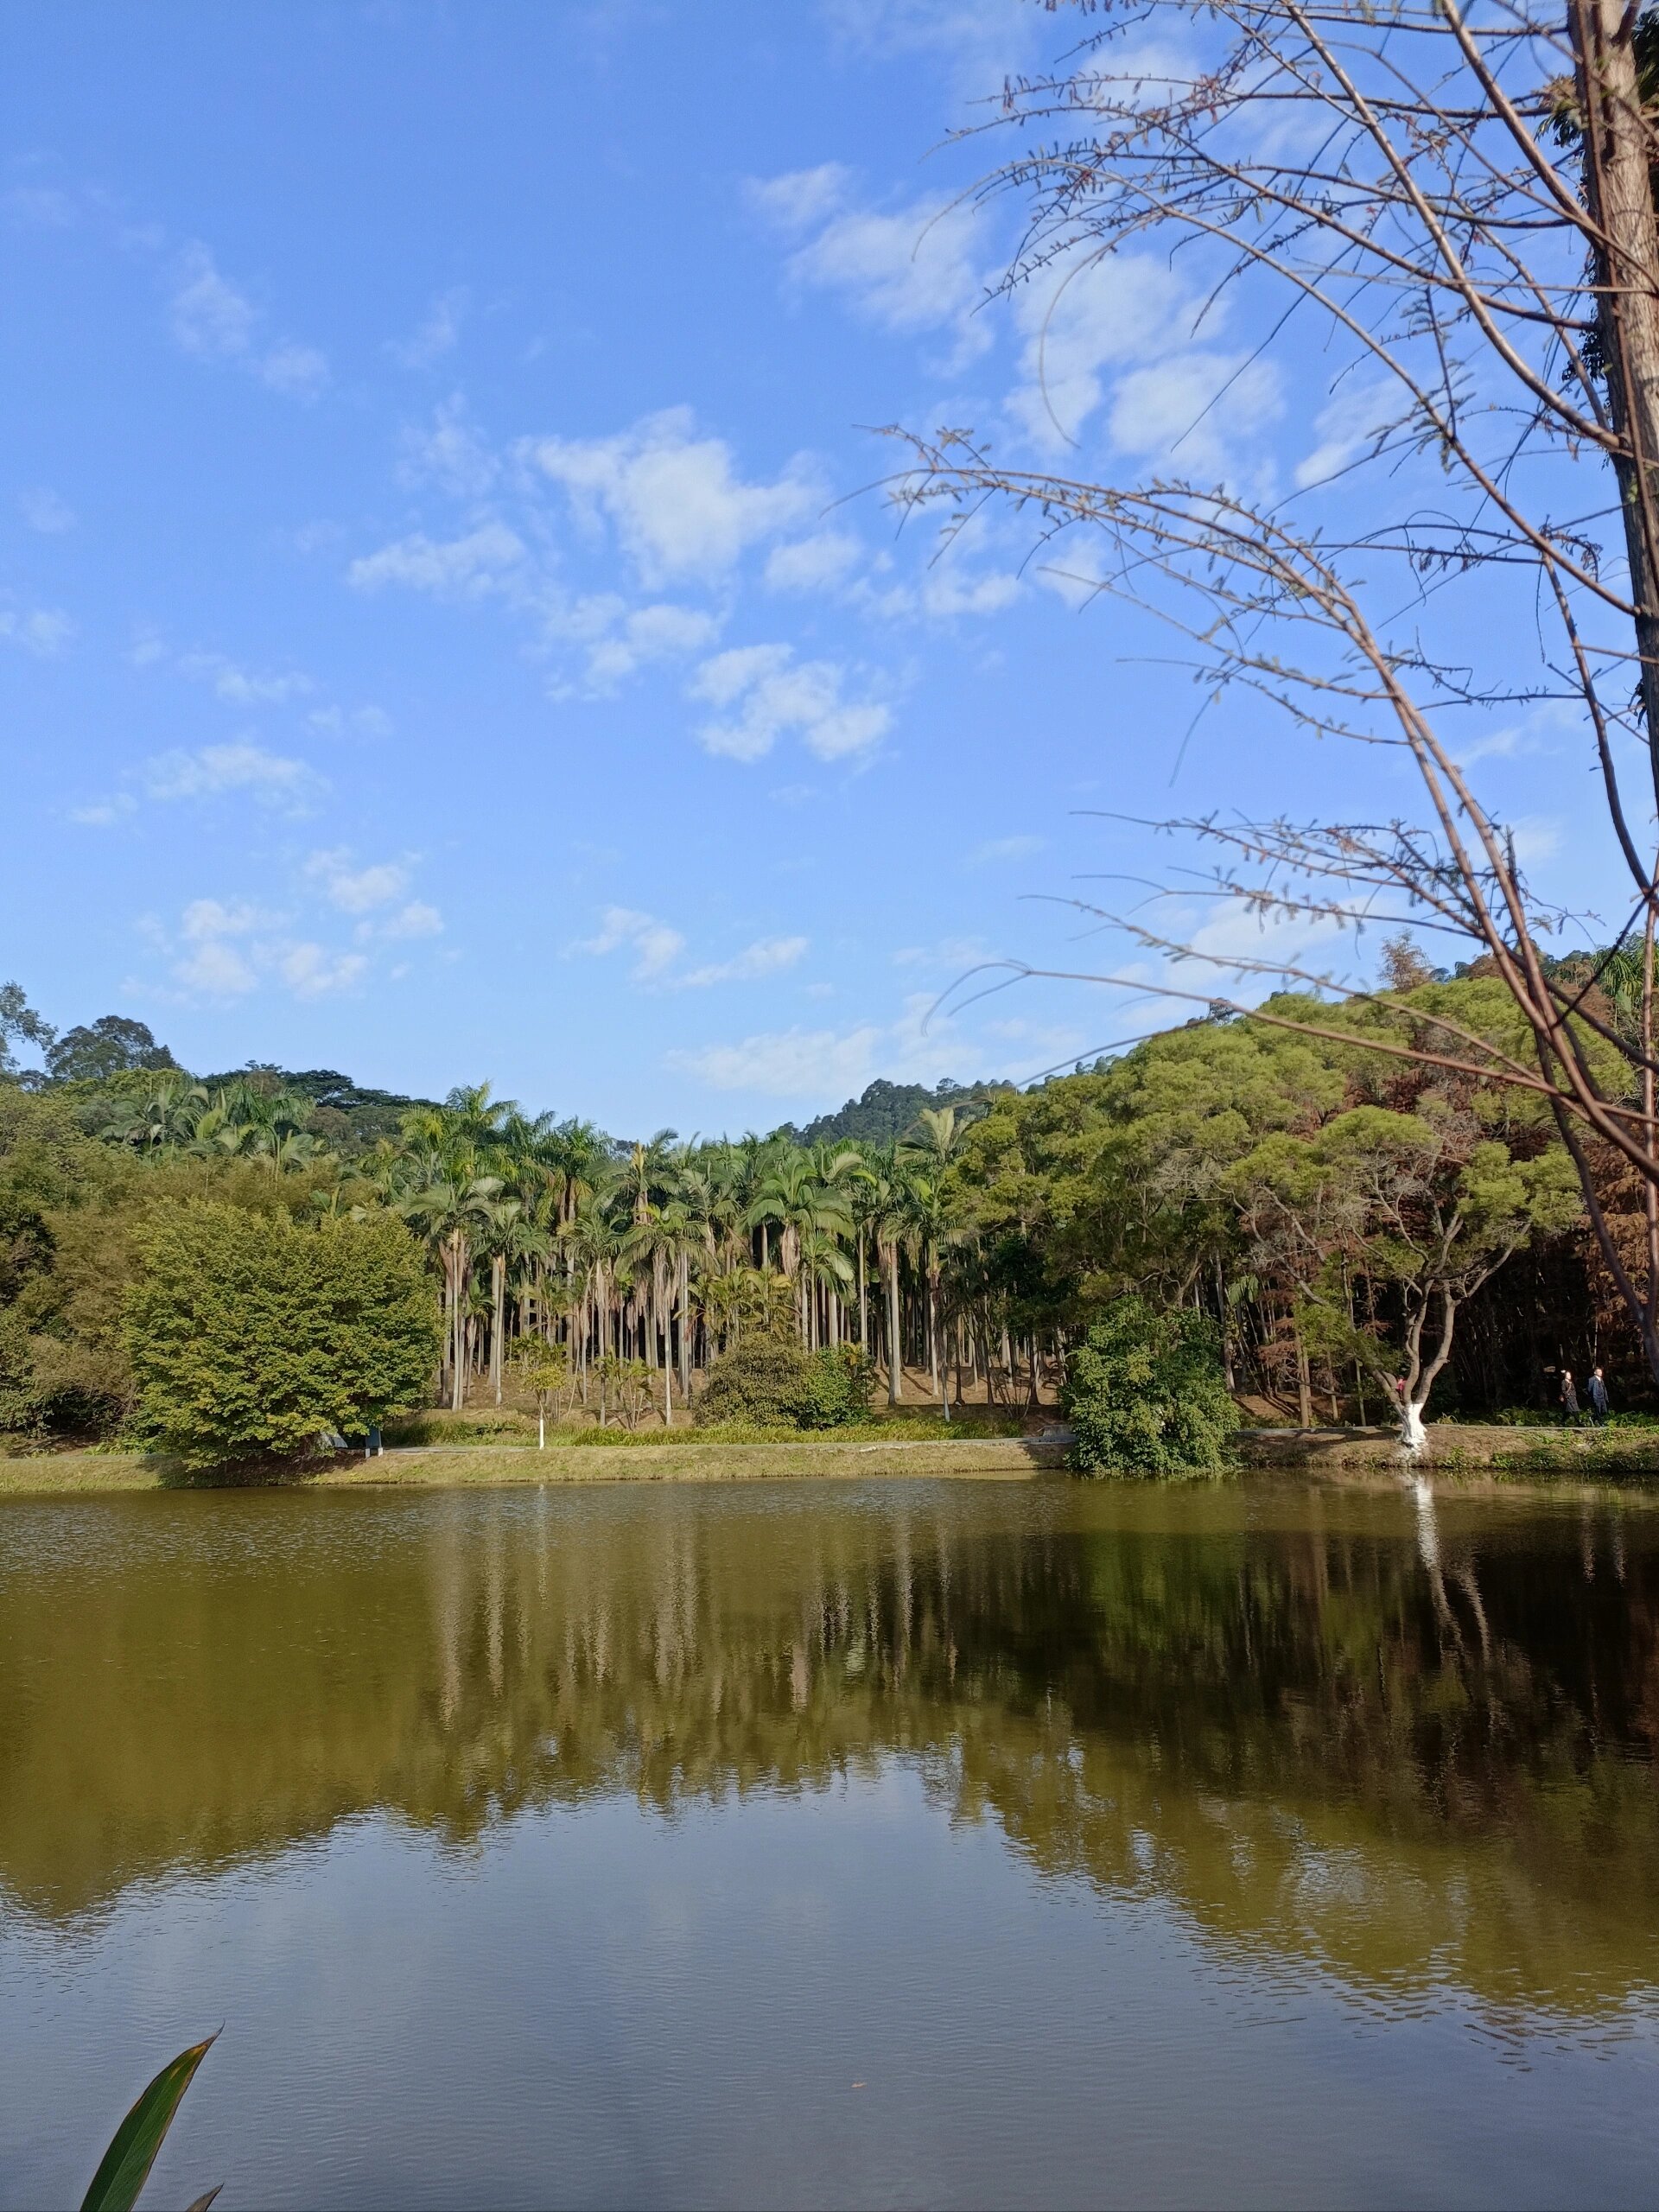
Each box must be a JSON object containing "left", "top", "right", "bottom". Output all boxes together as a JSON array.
[{"left": 891, "top": 0, "right": 1659, "bottom": 1378}]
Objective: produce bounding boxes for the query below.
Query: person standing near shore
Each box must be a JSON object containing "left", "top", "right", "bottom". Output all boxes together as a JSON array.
[
  {"left": 1560, "top": 1370, "right": 1580, "bottom": 1424},
  {"left": 1587, "top": 1369, "right": 1610, "bottom": 1427}
]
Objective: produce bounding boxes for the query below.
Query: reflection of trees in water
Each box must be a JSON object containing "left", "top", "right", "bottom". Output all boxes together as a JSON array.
[{"left": 3, "top": 1488, "right": 1657, "bottom": 2012}]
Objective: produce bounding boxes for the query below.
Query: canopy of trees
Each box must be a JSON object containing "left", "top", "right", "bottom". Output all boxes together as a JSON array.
[{"left": 0, "top": 955, "right": 1637, "bottom": 1460}]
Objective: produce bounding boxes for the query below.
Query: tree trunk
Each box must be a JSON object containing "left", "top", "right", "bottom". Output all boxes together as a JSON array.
[
  {"left": 1294, "top": 1325, "right": 1313, "bottom": 1430},
  {"left": 886, "top": 1242, "right": 901, "bottom": 1407},
  {"left": 1572, "top": 0, "right": 1659, "bottom": 804}
]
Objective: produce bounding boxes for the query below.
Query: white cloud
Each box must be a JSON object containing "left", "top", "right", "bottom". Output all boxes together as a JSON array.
[
  {"left": 3, "top": 185, "right": 78, "bottom": 229},
  {"left": 306, "top": 849, "right": 411, "bottom": 912},
  {"left": 1293, "top": 377, "right": 1401, "bottom": 490},
  {"left": 688, "top": 644, "right": 890, "bottom": 763},
  {"left": 823, "top": 0, "right": 1046, "bottom": 90},
  {"left": 862, "top": 564, "right": 1021, "bottom": 621},
  {"left": 1108, "top": 353, "right": 1283, "bottom": 480},
  {"left": 524, "top": 406, "right": 817, "bottom": 586},
  {"left": 668, "top": 992, "right": 975, "bottom": 1099},
  {"left": 569, "top": 599, "right": 722, "bottom": 692},
  {"left": 278, "top": 943, "right": 371, "bottom": 998},
  {"left": 0, "top": 604, "right": 73, "bottom": 655},
  {"left": 70, "top": 796, "right": 137, "bottom": 828},
  {"left": 678, "top": 936, "right": 809, "bottom": 988},
  {"left": 18, "top": 486, "right": 75, "bottom": 534},
  {"left": 169, "top": 244, "right": 328, "bottom": 399},
  {"left": 175, "top": 898, "right": 265, "bottom": 997},
  {"left": 970, "top": 835, "right": 1045, "bottom": 865},
  {"left": 307, "top": 702, "right": 393, "bottom": 739},
  {"left": 391, "top": 288, "right": 468, "bottom": 369},
  {"left": 176, "top": 650, "right": 314, "bottom": 706},
  {"left": 378, "top": 899, "right": 443, "bottom": 941},
  {"left": 399, "top": 394, "right": 498, "bottom": 499},
  {"left": 143, "top": 741, "right": 325, "bottom": 810},
  {"left": 671, "top": 1022, "right": 885, "bottom": 1098},
  {"left": 575, "top": 905, "right": 688, "bottom": 982},
  {"left": 783, "top": 190, "right": 988, "bottom": 357},
  {"left": 765, "top": 530, "right": 862, "bottom": 593},
  {"left": 346, "top": 521, "right": 525, "bottom": 596},
  {"left": 1007, "top": 254, "right": 1191, "bottom": 454},
  {"left": 744, "top": 164, "right": 853, "bottom": 233}
]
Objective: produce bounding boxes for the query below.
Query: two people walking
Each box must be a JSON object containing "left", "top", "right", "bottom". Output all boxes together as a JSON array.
[{"left": 1560, "top": 1366, "right": 1611, "bottom": 1426}]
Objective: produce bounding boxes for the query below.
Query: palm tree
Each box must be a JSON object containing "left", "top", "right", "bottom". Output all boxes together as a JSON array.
[
  {"left": 901, "top": 1106, "right": 982, "bottom": 1412},
  {"left": 865, "top": 1147, "right": 917, "bottom": 1408},
  {"left": 400, "top": 1173, "right": 502, "bottom": 1410},
  {"left": 747, "top": 1155, "right": 852, "bottom": 1340}
]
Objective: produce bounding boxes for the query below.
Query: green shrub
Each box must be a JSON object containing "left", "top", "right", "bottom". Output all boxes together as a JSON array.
[
  {"left": 0, "top": 1306, "right": 41, "bottom": 1433},
  {"left": 124, "top": 1201, "right": 441, "bottom": 1471},
  {"left": 1063, "top": 1297, "right": 1235, "bottom": 1477},
  {"left": 695, "top": 1338, "right": 874, "bottom": 1429},
  {"left": 791, "top": 1344, "right": 876, "bottom": 1429}
]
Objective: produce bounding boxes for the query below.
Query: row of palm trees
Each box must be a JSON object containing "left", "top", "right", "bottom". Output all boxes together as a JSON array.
[{"left": 104, "top": 1073, "right": 1052, "bottom": 1421}]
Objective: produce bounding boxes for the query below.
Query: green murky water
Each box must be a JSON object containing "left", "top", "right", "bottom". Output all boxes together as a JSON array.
[{"left": 2, "top": 1476, "right": 1656, "bottom": 2207}]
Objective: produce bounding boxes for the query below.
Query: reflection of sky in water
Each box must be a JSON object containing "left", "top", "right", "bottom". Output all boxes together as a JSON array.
[{"left": 3, "top": 1479, "right": 1658, "bottom": 2207}]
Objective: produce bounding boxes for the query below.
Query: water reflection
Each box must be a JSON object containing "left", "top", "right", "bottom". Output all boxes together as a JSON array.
[{"left": 3, "top": 1478, "right": 1656, "bottom": 2019}]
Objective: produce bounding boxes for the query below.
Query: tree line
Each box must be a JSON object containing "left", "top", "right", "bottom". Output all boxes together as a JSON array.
[{"left": 0, "top": 941, "right": 1643, "bottom": 1457}]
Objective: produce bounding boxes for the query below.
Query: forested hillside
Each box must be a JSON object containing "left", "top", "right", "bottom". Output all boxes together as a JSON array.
[
  {"left": 776, "top": 1077, "right": 1014, "bottom": 1147},
  {"left": 0, "top": 952, "right": 1648, "bottom": 1463}
]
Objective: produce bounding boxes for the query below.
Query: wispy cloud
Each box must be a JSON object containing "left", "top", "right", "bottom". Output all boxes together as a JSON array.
[
  {"left": 346, "top": 521, "right": 525, "bottom": 597},
  {"left": 390, "top": 287, "right": 468, "bottom": 369},
  {"left": 753, "top": 168, "right": 989, "bottom": 363},
  {"left": 0, "top": 603, "right": 73, "bottom": 656},
  {"left": 678, "top": 935, "right": 809, "bottom": 988},
  {"left": 574, "top": 905, "right": 688, "bottom": 982},
  {"left": 688, "top": 643, "right": 890, "bottom": 762},
  {"left": 17, "top": 486, "right": 75, "bottom": 535},
  {"left": 169, "top": 243, "right": 328, "bottom": 399},
  {"left": 306, "top": 847, "right": 444, "bottom": 943},
  {"left": 969, "top": 835, "right": 1045, "bottom": 865},
  {"left": 142, "top": 740, "right": 326, "bottom": 810},
  {"left": 175, "top": 649, "right": 314, "bottom": 706},
  {"left": 523, "top": 406, "right": 818, "bottom": 587}
]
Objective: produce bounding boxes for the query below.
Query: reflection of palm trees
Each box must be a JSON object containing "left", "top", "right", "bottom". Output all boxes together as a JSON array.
[{"left": 8, "top": 1486, "right": 1659, "bottom": 2020}]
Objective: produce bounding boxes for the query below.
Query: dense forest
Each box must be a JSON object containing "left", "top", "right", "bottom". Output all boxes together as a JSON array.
[{"left": 0, "top": 941, "right": 1644, "bottom": 1458}]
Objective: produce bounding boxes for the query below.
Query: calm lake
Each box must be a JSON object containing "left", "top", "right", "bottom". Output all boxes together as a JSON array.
[{"left": 2, "top": 1475, "right": 1656, "bottom": 2209}]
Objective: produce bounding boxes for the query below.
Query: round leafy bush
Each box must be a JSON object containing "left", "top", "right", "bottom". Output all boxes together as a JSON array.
[
  {"left": 1063, "top": 1297, "right": 1235, "bottom": 1477},
  {"left": 696, "top": 1338, "right": 873, "bottom": 1429},
  {"left": 124, "top": 1201, "right": 441, "bottom": 1471}
]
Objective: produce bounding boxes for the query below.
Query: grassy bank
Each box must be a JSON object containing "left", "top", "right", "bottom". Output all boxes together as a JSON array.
[
  {"left": 0, "top": 1433, "right": 1065, "bottom": 1494},
  {"left": 1240, "top": 1422, "right": 1659, "bottom": 1480}
]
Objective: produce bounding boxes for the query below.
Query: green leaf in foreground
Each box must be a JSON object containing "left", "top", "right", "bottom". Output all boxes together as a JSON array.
[{"left": 81, "top": 2033, "right": 217, "bottom": 2212}]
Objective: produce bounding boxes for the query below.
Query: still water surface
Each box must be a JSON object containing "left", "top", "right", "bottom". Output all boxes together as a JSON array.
[{"left": 2, "top": 1475, "right": 1657, "bottom": 2208}]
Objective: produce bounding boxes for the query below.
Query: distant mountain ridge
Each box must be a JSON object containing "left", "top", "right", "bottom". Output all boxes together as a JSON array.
[{"left": 772, "top": 1077, "right": 1014, "bottom": 1149}]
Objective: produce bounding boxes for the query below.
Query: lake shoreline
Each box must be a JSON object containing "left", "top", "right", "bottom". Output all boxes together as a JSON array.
[
  {"left": 0, "top": 1435, "right": 1069, "bottom": 1493},
  {"left": 4, "top": 1425, "right": 1659, "bottom": 1495}
]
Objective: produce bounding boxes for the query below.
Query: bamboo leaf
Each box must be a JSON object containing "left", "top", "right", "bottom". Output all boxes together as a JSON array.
[{"left": 81, "top": 2035, "right": 217, "bottom": 2212}]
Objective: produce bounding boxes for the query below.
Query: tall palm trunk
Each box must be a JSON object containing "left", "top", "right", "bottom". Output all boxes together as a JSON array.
[
  {"left": 885, "top": 1240, "right": 901, "bottom": 1408},
  {"left": 491, "top": 1252, "right": 506, "bottom": 1407}
]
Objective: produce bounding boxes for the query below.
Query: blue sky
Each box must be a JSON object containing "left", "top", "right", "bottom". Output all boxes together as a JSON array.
[{"left": 1, "top": 1, "right": 1603, "bottom": 1134}]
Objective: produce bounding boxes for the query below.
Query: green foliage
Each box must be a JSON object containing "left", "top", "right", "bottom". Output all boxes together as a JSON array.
[
  {"left": 1063, "top": 1298, "right": 1236, "bottom": 1477},
  {"left": 124, "top": 1204, "right": 441, "bottom": 1471},
  {"left": 696, "top": 1338, "right": 813, "bottom": 1427},
  {"left": 792, "top": 1344, "right": 877, "bottom": 1428},
  {"left": 81, "top": 2034, "right": 216, "bottom": 2212},
  {"left": 0, "top": 1305, "right": 41, "bottom": 1432},
  {"left": 696, "top": 1338, "right": 873, "bottom": 1428},
  {"left": 778, "top": 1076, "right": 1010, "bottom": 1149},
  {"left": 48, "top": 1016, "right": 176, "bottom": 1085}
]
